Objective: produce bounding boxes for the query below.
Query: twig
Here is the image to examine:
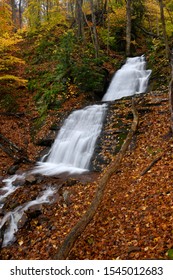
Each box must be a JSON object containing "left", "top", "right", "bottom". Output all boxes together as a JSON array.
[{"left": 140, "top": 155, "right": 162, "bottom": 176}]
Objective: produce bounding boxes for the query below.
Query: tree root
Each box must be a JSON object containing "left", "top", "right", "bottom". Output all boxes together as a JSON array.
[{"left": 53, "top": 98, "right": 139, "bottom": 260}]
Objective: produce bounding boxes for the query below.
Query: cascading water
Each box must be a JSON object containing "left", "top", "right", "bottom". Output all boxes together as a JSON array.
[
  {"left": 33, "top": 103, "right": 108, "bottom": 176},
  {"left": 0, "top": 174, "right": 25, "bottom": 209},
  {"left": 0, "top": 187, "right": 55, "bottom": 247},
  {"left": 33, "top": 56, "right": 151, "bottom": 177},
  {"left": 102, "top": 55, "right": 152, "bottom": 101},
  {"left": 0, "top": 55, "right": 151, "bottom": 247}
]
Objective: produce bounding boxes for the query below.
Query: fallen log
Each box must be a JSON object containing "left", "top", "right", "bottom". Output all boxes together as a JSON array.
[
  {"left": 0, "top": 112, "right": 25, "bottom": 118},
  {"left": 0, "top": 133, "right": 32, "bottom": 163},
  {"left": 53, "top": 98, "right": 139, "bottom": 260},
  {"left": 0, "top": 143, "right": 17, "bottom": 160},
  {"left": 0, "top": 133, "right": 22, "bottom": 152}
]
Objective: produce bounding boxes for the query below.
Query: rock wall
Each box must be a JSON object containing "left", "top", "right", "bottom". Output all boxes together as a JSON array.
[{"left": 90, "top": 98, "right": 133, "bottom": 171}]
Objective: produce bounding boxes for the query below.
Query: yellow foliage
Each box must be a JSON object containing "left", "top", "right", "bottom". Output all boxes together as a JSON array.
[
  {"left": 0, "top": 75, "right": 28, "bottom": 86},
  {"left": 109, "top": 6, "right": 126, "bottom": 29},
  {"left": 144, "top": 0, "right": 160, "bottom": 18},
  {"left": 82, "top": 2, "right": 91, "bottom": 15},
  {"left": 67, "top": 83, "right": 78, "bottom": 98},
  {"left": 144, "top": 0, "right": 173, "bottom": 37},
  {"left": 0, "top": 31, "right": 26, "bottom": 89},
  {"left": 0, "top": 34, "right": 25, "bottom": 72},
  {"left": 0, "top": 33, "right": 23, "bottom": 52},
  {"left": 0, "top": 0, "right": 12, "bottom": 35},
  {"left": 0, "top": 56, "right": 25, "bottom": 71}
]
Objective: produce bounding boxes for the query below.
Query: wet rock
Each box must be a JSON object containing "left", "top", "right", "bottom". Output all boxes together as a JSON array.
[
  {"left": 25, "top": 174, "right": 37, "bottom": 185},
  {"left": 35, "top": 175, "right": 45, "bottom": 184},
  {"left": 63, "top": 178, "right": 79, "bottom": 187},
  {"left": 13, "top": 177, "right": 26, "bottom": 186},
  {"left": 0, "top": 207, "right": 4, "bottom": 216},
  {"left": 26, "top": 208, "right": 42, "bottom": 220},
  {"left": 0, "top": 176, "right": 4, "bottom": 187},
  {"left": 7, "top": 164, "right": 20, "bottom": 175},
  {"left": 36, "top": 138, "right": 54, "bottom": 147},
  {"left": 62, "top": 190, "right": 71, "bottom": 206},
  {"left": 16, "top": 206, "right": 43, "bottom": 229},
  {"left": 50, "top": 123, "right": 60, "bottom": 131},
  {"left": 36, "top": 131, "right": 56, "bottom": 147}
]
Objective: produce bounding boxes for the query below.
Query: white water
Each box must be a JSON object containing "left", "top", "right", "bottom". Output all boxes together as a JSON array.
[
  {"left": 102, "top": 55, "right": 152, "bottom": 101},
  {"left": 0, "top": 187, "right": 55, "bottom": 247},
  {"left": 33, "top": 103, "right": 108, "bottom": 176},
  {"left": 0, "top": 174, "right": 25, "bottom": 209},
  {"left": 0, "top": 55, "right": 151, "bottom": 247}
]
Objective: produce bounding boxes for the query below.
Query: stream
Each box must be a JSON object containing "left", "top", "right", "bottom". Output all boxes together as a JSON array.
[{"left": 0, "top": 55, "right": 151, "bottom": 247}]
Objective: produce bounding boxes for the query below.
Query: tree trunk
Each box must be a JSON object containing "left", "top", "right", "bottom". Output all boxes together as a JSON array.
[
  {"left": 19, "top": 0, "right": 22, "bottom": 29},
  {"left": 126, "top": 0, "right": 131, "bottom": 56},
  {"left": 107, "top": 4, "right": 110, "bottom": 54},
  {"left": 10, "top": 0, "right": 17, "bottom": 29},
  {"left": 53, "top": 98, "right": 139, "bottom": 260},
  {"left": 75, "top": 0, "right": 84, "bottom": 38},
  {"left": 158, "top": 0, "right": 170, "bottom": 59},
  {"left": 90, "top": 0, "right": 99, "bottom": 58}
]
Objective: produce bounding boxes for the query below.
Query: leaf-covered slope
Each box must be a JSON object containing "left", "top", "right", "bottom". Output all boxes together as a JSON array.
[{"left": 1, "top": 88, "right": 173, "bottom": 260}]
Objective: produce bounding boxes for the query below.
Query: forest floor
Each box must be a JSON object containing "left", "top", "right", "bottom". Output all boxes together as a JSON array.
[
  {"left": 1, "top": 42, "right": 173, "bottom": 260},
  {"left": 1, "top": 88, "right": 173, "bottom": 260}
]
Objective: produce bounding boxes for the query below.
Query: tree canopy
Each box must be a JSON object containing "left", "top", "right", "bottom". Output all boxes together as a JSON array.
[{"left": 1, "top": 0, "right": 173, "bottom": 114}]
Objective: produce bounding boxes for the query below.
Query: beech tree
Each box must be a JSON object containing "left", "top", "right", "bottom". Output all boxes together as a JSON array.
[
  {"left": 75, "top": 0, "right": 84, "bottom": 38},
  {"left": 10, "top": 0, "right": 17, "bottom": 26},
  {"left": 158, "top": 0, "right": 170, "bottom": 59},
  {"left": 89, "top": 0, "right": 99, "bottom": 57},
  {"left": 126, "top": 0, "right": 131, "bottom": 56}
]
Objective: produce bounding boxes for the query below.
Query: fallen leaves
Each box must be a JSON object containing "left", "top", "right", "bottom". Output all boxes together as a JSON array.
[{"left": 1, "top": 89, "right": 173, "bottom": 260}]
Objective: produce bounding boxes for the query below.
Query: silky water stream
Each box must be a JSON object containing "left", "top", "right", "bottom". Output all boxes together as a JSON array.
[{"left": 0, "top": 55, "right": 152, "bottom": 247}]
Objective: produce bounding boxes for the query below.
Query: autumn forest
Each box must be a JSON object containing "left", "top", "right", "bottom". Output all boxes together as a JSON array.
[{"left": 1, "top": 0, "right": 173, "bottom": 260}]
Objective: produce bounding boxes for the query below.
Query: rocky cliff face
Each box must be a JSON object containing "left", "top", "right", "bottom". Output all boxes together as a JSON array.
[{"left": 90, "top": 98, "right": 133, "bottom": 171}]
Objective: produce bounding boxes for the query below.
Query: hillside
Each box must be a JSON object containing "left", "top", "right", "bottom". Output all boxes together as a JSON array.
[
  {"left": 1, "top": 74, "right": 173, "bottom": 259},
  {"left": 1, "top": 0, "right": 173, "bottom": 261},
  {"left": 1, "top": 19, "right": 173, "bottom": 259}
]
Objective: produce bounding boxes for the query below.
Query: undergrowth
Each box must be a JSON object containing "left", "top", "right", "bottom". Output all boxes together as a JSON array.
[{"left": 27, "top": 29, "right": 109, "bottom": 118}]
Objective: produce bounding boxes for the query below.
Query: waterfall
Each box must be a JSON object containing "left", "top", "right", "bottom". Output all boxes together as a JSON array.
[
  {"left": 0, "top": 55, "right": 151, "bottom": 247},
  {"left": 33, "top": 103, "right": 108, "bottom": 176},
  {"left": 33, "top": 56, "right": 151, "bottom": 177},
  {"left": 102, "top": 55, "right": 152, "bottom": 101}
]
